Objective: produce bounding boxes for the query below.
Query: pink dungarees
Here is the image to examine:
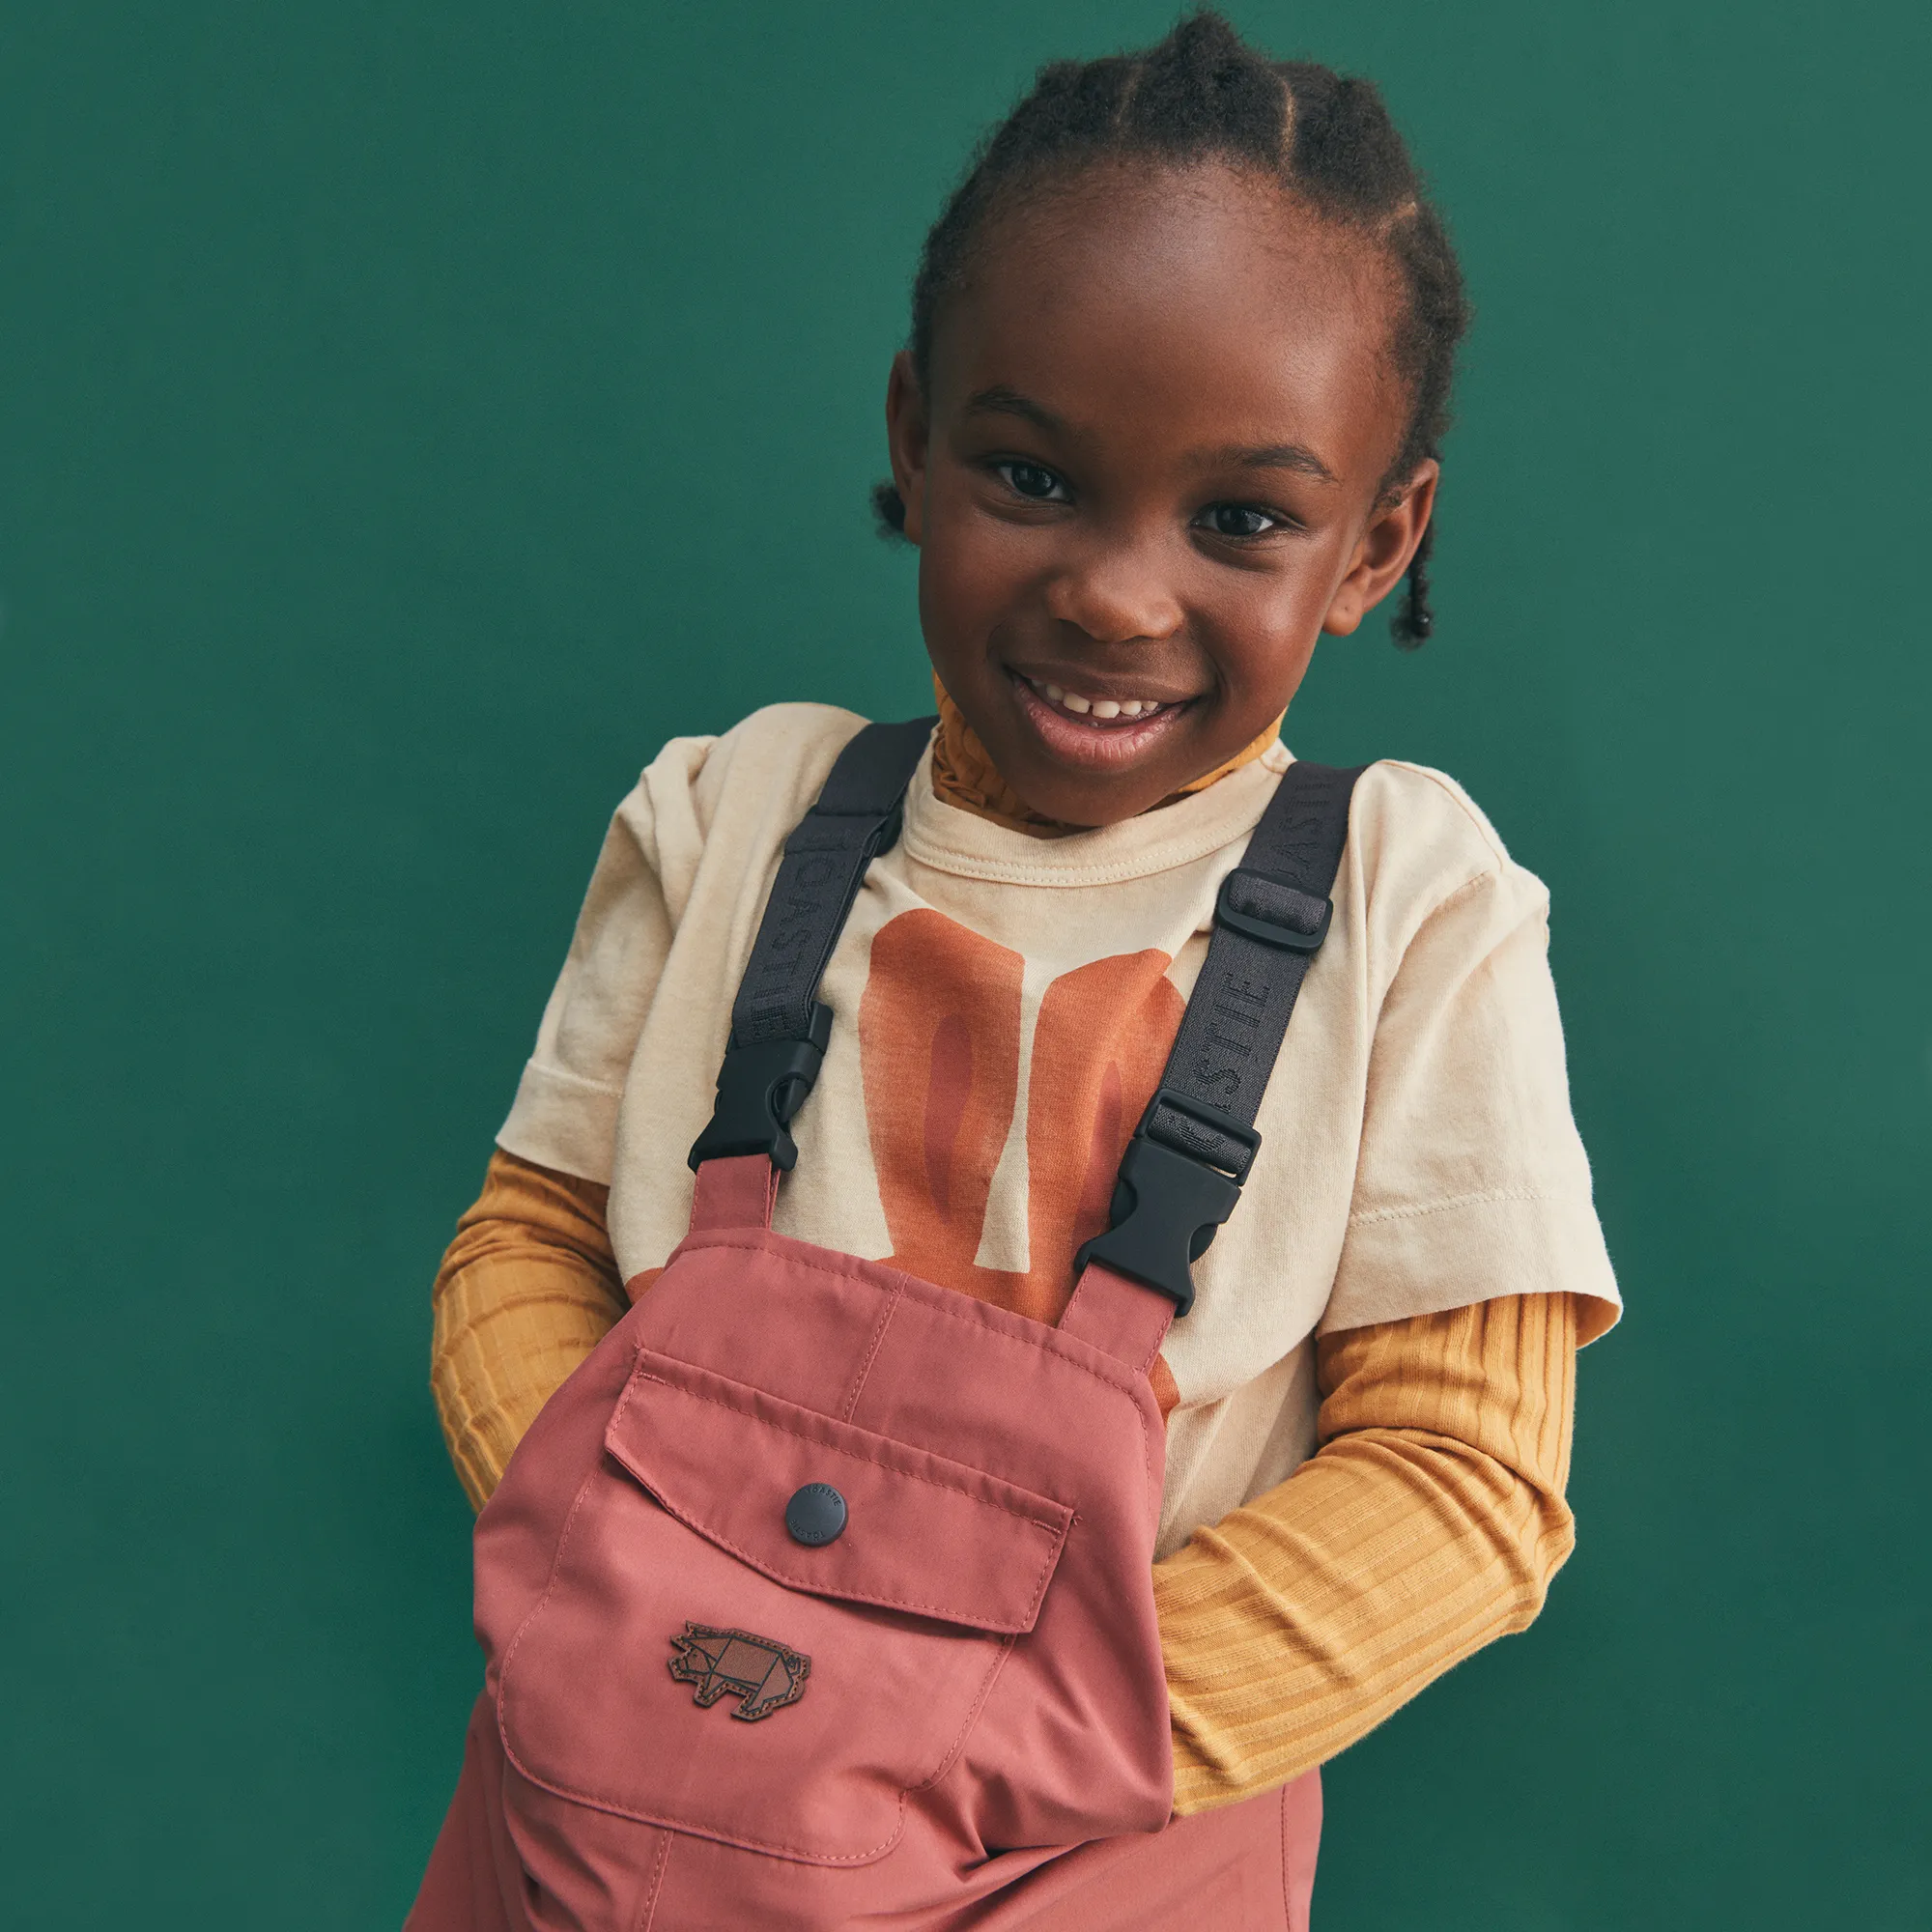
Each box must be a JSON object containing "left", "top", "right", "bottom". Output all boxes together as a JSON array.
[{"left": 409, "top": 723, "right": 1353, "bottom": 1930}]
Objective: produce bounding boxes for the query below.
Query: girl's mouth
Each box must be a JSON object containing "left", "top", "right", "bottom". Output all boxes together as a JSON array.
[{"left": 1007, "top": 668, "right": 1195, "bottom": 770}]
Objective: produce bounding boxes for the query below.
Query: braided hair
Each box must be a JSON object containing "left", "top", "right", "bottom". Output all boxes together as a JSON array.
[{"left": 872, "top": 11, "right": 1468, "bottom": 647}]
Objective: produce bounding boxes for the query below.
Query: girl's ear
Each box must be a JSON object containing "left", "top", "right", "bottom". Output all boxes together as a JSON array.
[
  {"left": 885, "top": 351, "right": 930, "bottom": 546},
  {"left": 1321, "top": 461, "right": 1439, "bottom": 636}
]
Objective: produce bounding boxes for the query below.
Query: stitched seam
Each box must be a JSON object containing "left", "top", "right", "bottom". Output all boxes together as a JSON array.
[
  {"left": 628, "top": 1373, "right": 1066, "bottom": 1628},
  {"left": 1280, "top": 1778, "right": 1293, "bottom": 1924},
  {"left": 635, "top": 1370, "right": 1065, "bottom": 1531},
  {"left": 1061, "top": 1271, "right": 1174, "bottom": 1380},
  {"left": 493, "top": 1431, "right": 624, "bottom": 1783},
  {"left": 1348, "top": 1186, "right": 1582, "bottom": 1228},
  {"left": 514, "top": 1060, "right": 627, "bottom": 1097},
  {"left": 909, "top": 1633, "right": 1017, "bottom": 1797},
  {"left": 1378, "top": 760, "right": 1513, "bottom": 870},
  {"left": 495, "top": 1449, "right": 612, "bottom": 1696},
  {"left": 838, "top": 1286, "right": 1158, "bottom": 1499},
  {"left": 687, "top": 1160, "right": 776, "bottom": 1236},
  {"left": 1361, "top": 864, "right": 1509, "bottom": 1011},
  {"left": 497, "top": 1739, "right": 913, "bottom": 1865},
  {"left": 632, "top": 1831, "right": 672, "bottom": 1932},
  {"left": 839, "top": 1283, "right": 901, "bottom": 1424},
  {"left": 673, "top": 1231, "right": 1158, "bottom": 1496},
  {"left": 1423, "top": 868, "right": 1496, "bottom": 919},
  {"left": 895, "top": 844, "right": 1254, "bottom": 888}
]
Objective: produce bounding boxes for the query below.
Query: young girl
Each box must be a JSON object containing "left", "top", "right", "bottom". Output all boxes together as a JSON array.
[{"left": 411, "top": 15, "right": 1618, "bottom": 1928}]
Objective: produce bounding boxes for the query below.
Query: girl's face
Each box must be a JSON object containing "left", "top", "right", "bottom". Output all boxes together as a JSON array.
[{"left": 887, "top": 161, "right": 1436, "bottom": 828}]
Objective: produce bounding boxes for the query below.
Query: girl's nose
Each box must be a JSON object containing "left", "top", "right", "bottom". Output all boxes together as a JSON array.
[{"left": 1042, "top": 542, "right": 1184, "bottom": 646}]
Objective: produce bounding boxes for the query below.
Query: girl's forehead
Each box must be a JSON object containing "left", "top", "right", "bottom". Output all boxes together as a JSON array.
[{"left": 929, "top": 162, "right": 1407, "bottom": 483}]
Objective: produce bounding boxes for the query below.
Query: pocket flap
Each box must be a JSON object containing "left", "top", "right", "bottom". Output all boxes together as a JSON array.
[{"left": 605, "top": 1350, "right": 1073, "bottom": 1636}]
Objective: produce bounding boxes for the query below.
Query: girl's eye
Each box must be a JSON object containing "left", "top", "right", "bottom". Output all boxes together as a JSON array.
[
  {"left": 1198, "top": 503, "right": 1281, "bottom": 539},
  {"left": 997, "top": 461, "right": 1068, "bottom": 502}
]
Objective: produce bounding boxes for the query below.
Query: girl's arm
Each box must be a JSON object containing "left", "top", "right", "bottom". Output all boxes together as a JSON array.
[
  {"left": 430, "top": 1150, "right": 627, "bottom": 1510},
  {"left": 1155, "top": 1290, "right": 1577, "bottom": 1814}
]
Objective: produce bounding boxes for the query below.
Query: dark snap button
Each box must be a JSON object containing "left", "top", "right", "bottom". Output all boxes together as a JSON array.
[{"left": 785, "top": 1482, "right": 847, "bottom": 1547}]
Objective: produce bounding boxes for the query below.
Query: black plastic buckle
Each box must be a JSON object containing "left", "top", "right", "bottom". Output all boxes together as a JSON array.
[
  {"left": 1072, "top": 1089, "right": 1263, "bottom": 1318},
  {"left": 687, "top": 1003, "right": 834, "bottom": 1173},
  {"left": 1215, "top": 868, "right": 1332, "bottom": 952}
]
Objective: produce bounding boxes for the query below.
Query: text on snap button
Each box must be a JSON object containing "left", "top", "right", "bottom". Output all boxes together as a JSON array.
[{"left": 784, "top": 1483, "right": 847, "bottom": 1547}]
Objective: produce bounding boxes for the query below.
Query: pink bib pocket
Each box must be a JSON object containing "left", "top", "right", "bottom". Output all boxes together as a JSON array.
[{"left": 496, "top": 1333, "right": 1075, "bottom": 1866}]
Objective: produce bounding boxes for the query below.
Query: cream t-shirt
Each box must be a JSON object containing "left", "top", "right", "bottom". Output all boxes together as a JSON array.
[{"left": 498, "top": 703, "right": 1619, "bottom": 1560}]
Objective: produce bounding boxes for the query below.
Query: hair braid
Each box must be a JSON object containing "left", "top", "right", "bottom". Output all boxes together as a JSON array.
[
  {"left": 874, "top": 10, "right": 1469, "bottom": 647},
  {"left": 1393, "top": 521, "right": 1435, "bottom": 647}
]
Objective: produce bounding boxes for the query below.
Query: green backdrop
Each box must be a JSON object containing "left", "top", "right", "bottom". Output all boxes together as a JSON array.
[{"left": 3, "top": 3, "right": 1927, "bottom": 1925}]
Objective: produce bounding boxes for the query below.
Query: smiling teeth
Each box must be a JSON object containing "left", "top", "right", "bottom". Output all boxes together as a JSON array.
[{"left": 1038, "top": 681, "right": 1158, "bottom": 721}]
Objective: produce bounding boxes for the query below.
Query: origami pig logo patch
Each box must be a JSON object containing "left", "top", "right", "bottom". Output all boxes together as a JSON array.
[{"left": 668, "top": 1622, "right": 811, "bottom": 1721}]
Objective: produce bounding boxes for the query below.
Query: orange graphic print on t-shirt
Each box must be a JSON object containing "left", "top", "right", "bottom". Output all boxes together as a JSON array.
[{"left": 858, "top": 908, "right": 1185, "bottom": 1414}]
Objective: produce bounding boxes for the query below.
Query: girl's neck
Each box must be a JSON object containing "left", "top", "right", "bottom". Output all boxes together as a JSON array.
[{"left": 929, "top": 677, "right": 1284, "bottom": 838}]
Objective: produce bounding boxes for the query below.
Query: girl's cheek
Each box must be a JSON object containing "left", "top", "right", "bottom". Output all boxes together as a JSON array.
[
  {"left": 918, "top": 548, "right": 1004, "bottom": 673},
  {"left": 1201, "top": 589, "right": 1323, "bottom": 704},
  {"left": 923, "top": 523, "right": 1031, "bottom": 635}
]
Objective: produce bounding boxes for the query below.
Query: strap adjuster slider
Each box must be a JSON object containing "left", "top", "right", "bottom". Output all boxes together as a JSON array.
[{"left": 1215, "top": 868, "right": 1332, "bottom": 952}]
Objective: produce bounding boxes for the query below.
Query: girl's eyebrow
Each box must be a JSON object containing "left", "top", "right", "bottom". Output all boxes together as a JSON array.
[
  {"left": 963, "top": 385, "right": 1338, "bottom": 486},
  {"left": 1199, "top": 440, "right": 1339, "bottom": 485},
  {"left": 963, "top": 384, "right": 1064, "bottom": 434}
]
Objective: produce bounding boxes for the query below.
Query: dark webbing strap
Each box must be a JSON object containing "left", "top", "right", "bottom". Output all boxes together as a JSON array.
[
  {"left": 728, "top": 716, "right": 937, "bottom": 1047},
  {"left": 689, "top": 717, "right": 934, "bottom": 1172},
  {"left": 1148, "top": 760, "right": 1363, "bottom": 1169},
  {"left": 1074, "top": 760, "right": 1364, "bottom": 1314}
]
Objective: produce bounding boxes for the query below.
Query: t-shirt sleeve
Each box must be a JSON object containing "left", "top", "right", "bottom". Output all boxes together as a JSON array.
[
  {"left": 1321, "top": 855, "right": 1620, "bottom": 1344},
  {"left": 496, "top": 737, "right": 715, "bottom": 1185}
]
